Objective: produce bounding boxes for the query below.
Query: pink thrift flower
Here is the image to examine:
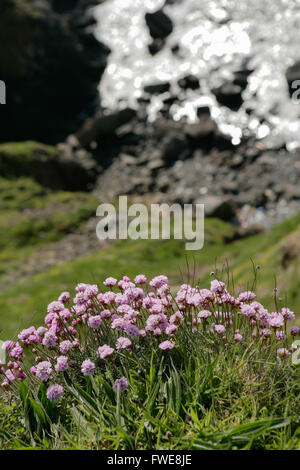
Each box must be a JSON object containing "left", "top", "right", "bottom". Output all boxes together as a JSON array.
[
  {"left": 269, "top": 313, "right": 284, "bottom": 329},
  {"left": 9, "top": 343, "right": 23, "bottom": 360},
  {"left": 81, "top": 359, "right": 95, "bottom": 376},
  {"left": 237, "top": 291, "right": 256, "bottom": 303},
  {"left": 210, "top": 280, "right": 226, "bottom": 294},
  {"left": 159, "top": 340, "right": 174, "bottom": 351},
  {"left": 198, "top": 310, "right": 212, "bottom": 320},
  {"left": 166, "top": 324, "right": 178, "bottom": 335},
  {"left": 281, "top": 308, "right": 295, "bottom": 322},
  {"left": 42, "top": 331, "right": 58, "bottom": 348},
  {"left": 134, "top": 274, "right": 147, "bottom": 285},
  {"left": 149, "top": 275, "right": 169, "bottom": 289},
  {"left": 116, "top": 337, "right": 132, "bottom": 350},
  {"left": 170, "top": 311, "right": 184, "bottom": 325},
  {"left": 47, "top": 301, "right": 64, "bottom": 314},
  {"left": 88, "top": 315, "right": 102, "bottom": 329},
  {"left": 5, "top": 369, "right": 16, "bottom": 383},
  {"left": 234, "top": 333, "right": 243, "bottom": 342},
  {"left": 103, "top": 277, "right": 117, "bottom": 287},
  {"left": 214, "top": 324, "right": 226, "bottom": 334},
  {"left": 55, "top": 356, "right": 69, "bottom": 372},
  {"left": 36, "top": 361, "right": 52, "bottom": 381},
  {"left": 58, "top": 292, "right": 70, "bottom": 303},
  {"left": 2, "top": 340, "right": 15, "bottom": 351},
  {"left": 113, "top": 377, "right": 128, "bottom": 392},
  {"left": 59, "top": 340, "right": 73, "bottom": 354},
  {"left": 47, "top": 384, "right": 64, "bottom": 402},
  {"left": 262, "top": 328, "right": 271, "bottom": 337},
  {"left": 291, "top": 326, "right": 300, "bottom": 336},
  {"left": 98, "top": 344, "right": 114, "bottom": 360}
]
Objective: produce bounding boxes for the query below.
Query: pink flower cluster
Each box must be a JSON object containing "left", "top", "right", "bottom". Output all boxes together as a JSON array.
[{"left": 1, "top": 274, "right": 299, "bottom": 400}]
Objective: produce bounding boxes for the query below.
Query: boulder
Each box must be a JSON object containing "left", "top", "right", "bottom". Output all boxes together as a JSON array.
[
  {"left": 148, "top": 38, "right": 166, "bottom": 55},
  {"left": 145, "top": 9, "right": 173, "bottom": 40},
  {"left": 161, "top": 132, "right": 188, "bottom": 161},
  {"left": 76, "top": 108, "right": 137, "bottom": 147},
  {"left": 212, "top": 81, "right": 244, "bottom": 110},
  {"left": 144, "top": 82, "right": 170, "bottom": 95},
  {"left": 201, "top": 196, "right": 236, "bottom": 221},
  {"left": 184, "top": 116, "right": 216, "bottom": 146},
  {"left": 178, "top": 74, "right": 200, "bottom": 90}
]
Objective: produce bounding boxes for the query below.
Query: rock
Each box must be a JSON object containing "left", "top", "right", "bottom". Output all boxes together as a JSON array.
[
  {"left": 286, "top": 61, "right": 300, "bottom": 97},
  {"left": 66, "top": 134, "right": 80, "bottom": 149},
  {"left": 144, "top": 82, "right": 170, "bottom": 95},
  {"left": 197, "top": 106, "right": 211, "bottom": 117},
  {"left": 178, "top": 74, "right": 200, "bottom": 90},
  {"left": 147, "top": 159, "right": 166, "bottom": 171},
  {"left": 0, "top": 0, "right": 110, "bottom": 143},
  {"left": 212, "top": 81, "right": 244, "bottom": 110},
  {"left": 0, "top": 141, "right": 97, "bottom": 191},
  {"left": 76, "top": 108, "right": 137, "bottom": 147},
  {"left": 184, "top": 116, "right": 216, "bottom": 146},
  {"left": 200, "top": 196, "right": 236, "bottom": 221},
  {"left": 230, "top": 154, "right": 244, "bottom": 169},
  {"left": 148, "top": 38, "right": 165, "bottom": 55},
  {"left": 161, "top": 132, "right": 188, "bottom": 161},
  {"left": 145, "top": 9, "right": 173, "bottom": 40},
  {"left": 120, "top": 153, "right": 137, "bottom": 166},
  {"left": 233, "top": 68, "right": 254, "bottom": 90}
]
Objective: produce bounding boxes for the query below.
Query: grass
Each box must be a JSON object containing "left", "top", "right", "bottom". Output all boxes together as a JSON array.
[
  {"left": 1, "top": 298, "right": 299, "bottom": 450},
  {"left": 0, "top": 176, "right": 98, "bottom": 286},
  {"left": 1, "top": 212, "right": 300, "bottom": 339}
]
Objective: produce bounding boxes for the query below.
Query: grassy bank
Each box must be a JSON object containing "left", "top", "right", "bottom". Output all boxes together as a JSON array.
[{"left": 1, "top": 212, "right": 300, "bottom": 339}]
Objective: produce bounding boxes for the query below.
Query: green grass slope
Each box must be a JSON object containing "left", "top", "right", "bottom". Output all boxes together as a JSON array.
[{"left": 1, "top": 212, "right": 300, "bottom": 339}]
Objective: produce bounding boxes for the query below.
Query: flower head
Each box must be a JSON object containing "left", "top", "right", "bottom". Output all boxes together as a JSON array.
[
  {"left": 81, "top": 359, "right": 95, "bottom": 376},
  {"left": 113, "top": 377, "right": 128, "bottom": 392},
  {"left": 47, "top": 384, "right": 64, "bottom": 402}
]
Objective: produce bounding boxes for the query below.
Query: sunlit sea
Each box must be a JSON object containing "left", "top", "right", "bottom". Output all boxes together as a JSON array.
[{"left": 94, "top": 0, "right": 300, "bottom": 148}]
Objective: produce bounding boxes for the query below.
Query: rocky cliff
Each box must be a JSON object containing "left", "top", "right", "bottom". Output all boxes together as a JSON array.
[{"left": 0, "top": 0, "right": 110, "bottom": 143}]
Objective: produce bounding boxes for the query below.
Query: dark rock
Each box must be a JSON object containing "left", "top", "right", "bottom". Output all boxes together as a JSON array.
[
  {"left": 145, "top": 9, "right": 173, "bottom": 40},
  {"left": 178, "top": 74, "right": 200, "bottom": 90},
  {"left": 184, "top": 117, "right": 216, "bottom": 145},
  {"left": 0, "top": 0, "right": 110, "bottom": 143},
  {"left": 148, "top": 38, "right": 165, "bottom": 55},
  {"left": 201, "top": 196, "right": 236, "bottom": 221},
  {"left": 144, "top": 82, "right": 170, "bottom": 95},
  {"left": 76, "top": 108, "right": 137, "bottom": 147},
  {"left": 161, "top": 132, "right": 187, "bottom": 161},
  {"left": 286, "top": 61, "right": 300, "bottom": 97},
  {"left": 212, "top": 81, "right": 244, "bottom": 110},
  {"left": 233, "top": 68, "right": 254, "bottom": 90},
  {"left": 197, "top": 106, "right": 211, "bottom": 117},
  {"left": 171, "top": 43, "right": 180, "bottom": 55}
]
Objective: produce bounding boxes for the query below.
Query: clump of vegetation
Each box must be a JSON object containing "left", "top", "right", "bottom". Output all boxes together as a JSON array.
[{"left": 1, "top": 272, "right": 299, "bottom": 449}]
